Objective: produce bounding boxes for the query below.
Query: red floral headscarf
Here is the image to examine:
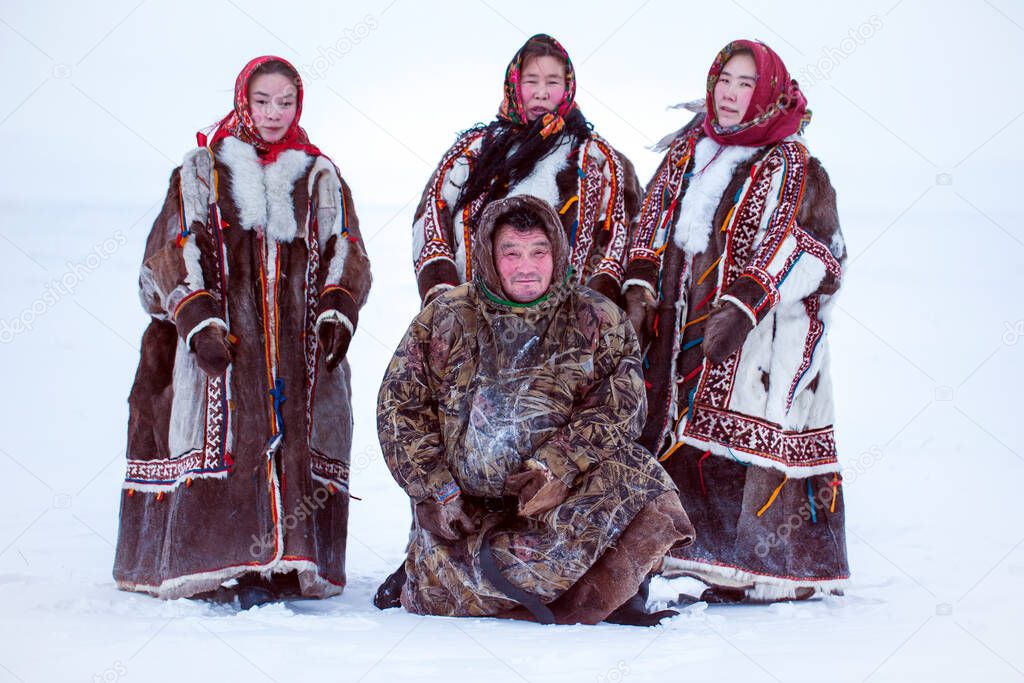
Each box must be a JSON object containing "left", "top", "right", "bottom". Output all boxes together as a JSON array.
[
  {"left": 206, "top": 55, "right": 320, "bottom": 163},
  {"left": 497, "top": 34, "right": 577, "bottom": 139},
  {"left": 703, "top": 40, "right": 810, "bottom": 147}
]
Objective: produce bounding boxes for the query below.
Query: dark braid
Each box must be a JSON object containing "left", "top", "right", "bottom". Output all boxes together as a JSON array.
[{"left": 454, "top": 108, "right": 590, "bottom": 213}]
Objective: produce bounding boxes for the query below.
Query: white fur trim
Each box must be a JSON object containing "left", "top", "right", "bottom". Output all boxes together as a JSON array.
[
  {"left": 673, "top": 138, "right": 762, "bottom": 254},
  {"left": 447, "top": 155, "right": 473, "bottom": 281},
  {"left": 264, "top": 150, "right": 313, "bottom": 241},
  {"left": 184, "top": 317, "right": 227, "bottom": 349},
  {"left": 117, "top": 558, "right": 344, "bottom": 600},
  {"left": 661, "top": 556, "right": 847, "bottom": 600},
  {"left": 622, "top": 278, "right": 658, "bottom": 298},
  {"left": 216, "top": 138, "right": 312, "bottom": 242},
  {"left": 267, "top": 438, "right": 286, "bottom": 567},
  {"left": 311, "top": 472, "right": 351, "bottom": 493},
  {"left": 178, "top": 147, "right": 214, "bottom": 232},
  {"left": 307, "top": 156, "right": 343, "bottom": 248},
  {"left": 180, "top": 238, "right": 204, "bottom": 291},
  {"left": 831, "top": 230, "right": 846, "bottom": 260},
  {"left": 719, "top": 294, "right": 757, "bottom": 325},
  {"left": 138, "top": 267, "right": 167, "bottom": 319},
  {"left": 217, "top": 137, "right": 266, "bottom": 231},
  {"left": 264, "top": 239, "right": 280, "bottom": 378},
  {"left": 315, "top": 310, "right": 354, "bottom": 337},
  {"left": 326, "top": 236, "right": 350, "bottom": 286},
  {"left": 785, "top": 133, "right": 809, "bottom": 148},
  {"left": 506, "top": 136, "right": 572, "bottom": 209}
]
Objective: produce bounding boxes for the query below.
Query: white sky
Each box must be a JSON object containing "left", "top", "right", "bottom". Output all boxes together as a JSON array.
[
  {"left": 0, "top": 5, "right": 1023, "bottom": 680},
  {"left": 1, "top": 0, "right": 1020, "bottom": 219}
]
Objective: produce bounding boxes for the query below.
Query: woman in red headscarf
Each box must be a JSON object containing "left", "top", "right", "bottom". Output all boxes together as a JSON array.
[
  {"left": 623, "top": 40, "right": 849, "bottom": 603},
  {"left": 113, "top": 57, "right": 372, "bottom": 608},
  {"left": 411, "top": 33, "right": 642, "bottom": 308}
]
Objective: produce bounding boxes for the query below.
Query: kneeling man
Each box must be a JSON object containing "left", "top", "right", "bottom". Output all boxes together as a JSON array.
[{"left": 377, "top": 195, "right": 694, "bottom": 625}]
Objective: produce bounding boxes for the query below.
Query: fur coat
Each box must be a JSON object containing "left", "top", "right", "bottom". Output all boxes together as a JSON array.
[
  {"left": 411, "top": 130, "right": 641, "bottom": 306},
  {"left": 628, "top": 130, "right": 846, "bottom": 476},
  {"left": 625, "top": 126, "right": 849, "bottom": 597},
  {"left": 113, "top": 136, "right": 371, "bottom": 599}
]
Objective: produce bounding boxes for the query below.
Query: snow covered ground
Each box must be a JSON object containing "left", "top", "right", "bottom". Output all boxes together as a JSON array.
[{"left": 1, "top": 1, "right": 1022, "bottom": 681}]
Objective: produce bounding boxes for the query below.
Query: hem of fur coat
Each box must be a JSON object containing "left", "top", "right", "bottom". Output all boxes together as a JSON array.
[
  {"left": 121, "top": 469, "right": 228, "bottom": 493},
  {"left": 677, "top": 433, "right": 840, "bottom": 478},
  {"left": 661, "top": 556, "right": 848, "bottom": 600},
  {"left": 115, "top": 558, "right": 345, "bottom": 600}
]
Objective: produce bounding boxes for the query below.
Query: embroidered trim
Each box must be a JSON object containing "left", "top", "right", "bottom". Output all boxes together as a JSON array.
[
  {"left": 786, "top": 297, "right": 824, "bottom": 410},
  {"left": 684, "top": 404, "right": 838, "bottom": 468},
  {"left": 311, "top": 450, "right": 351, "bottom": 492},
  {"left": 415, "top": 132, "right": 484, "bottom": 274}
]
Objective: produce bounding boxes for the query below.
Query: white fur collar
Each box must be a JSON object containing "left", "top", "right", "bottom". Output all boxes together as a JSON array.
[
  {"left": 505, "top": 136, "right": 572, "bottom": 208},
  {"left": 673, "top": 137, "right": 762, "bottom": 254},
  {"left": 216, "top": 137, "right": 313, "bottom": 242}
]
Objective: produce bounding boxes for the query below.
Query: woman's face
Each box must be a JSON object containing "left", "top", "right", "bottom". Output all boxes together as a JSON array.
[
  {"left": 248, "top": 73, "right": 297, "bottom": 142},
  {"left": 520, "top": 55, "right": 567, "bottom": 122},
  {"left": 713, "top": 52, "right": 757, "bottom": 128}
]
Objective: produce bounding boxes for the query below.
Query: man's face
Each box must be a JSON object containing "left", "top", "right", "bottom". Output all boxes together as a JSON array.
[{"left": 494, "top": 225, "right": 554, "bottom": 303}]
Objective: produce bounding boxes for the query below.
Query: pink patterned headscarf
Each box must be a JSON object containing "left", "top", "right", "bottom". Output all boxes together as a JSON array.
[{"left": 497, "top": 34, "right": 577, "bottom": 139}]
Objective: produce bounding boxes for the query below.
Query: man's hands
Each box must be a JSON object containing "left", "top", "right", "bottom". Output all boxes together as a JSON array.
[
  {"left": 624, "top": 285, "right": 656, "bottom": 350},
  {"left": 415, "top": 496, "right": 476, "bottom": 542},
  {"left": 505, "top": 468, "right": 570, "bottom": 518},
  {"left": 415, "top": 462, "right": 574, "bottom": 542},
  {"left": 318, "top": 319, "right": 352, "bottom": 372},
  {"left": 191, "top": 325, "right": 233, "bottom": 376},
  {"left": 702, "top": 301, "right": 754, "bottom": 365}
]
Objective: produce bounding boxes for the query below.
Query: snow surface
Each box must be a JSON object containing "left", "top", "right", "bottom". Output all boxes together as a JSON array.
[{"left": 1, "top": 1, "right": 1022, "bottom": 681}]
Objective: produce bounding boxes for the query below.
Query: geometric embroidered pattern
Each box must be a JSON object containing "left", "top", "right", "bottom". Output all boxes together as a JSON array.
[
  {"left": 685, "top": 404, "right": 838, "bottom": 468},
  {"left": 304, "top": 202, "right": 321, "bottom": 443},
  {"left": 415, "top": 131, "right": 485, "bottom": 274},
  {"left": 630, "top": 131, "right": 697, "bottom": 257},
  {"left": 582, "top": 135, "right": 630, "bottom": 284},
  {"left": 310, "top": 451, "right": 351, "bottom": 491},
  {"left": 787, "top": 296, "right": 823, "bottom": 411},
  {"left": 126, "top": 375, "right": 229, "bottom": 487}
]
